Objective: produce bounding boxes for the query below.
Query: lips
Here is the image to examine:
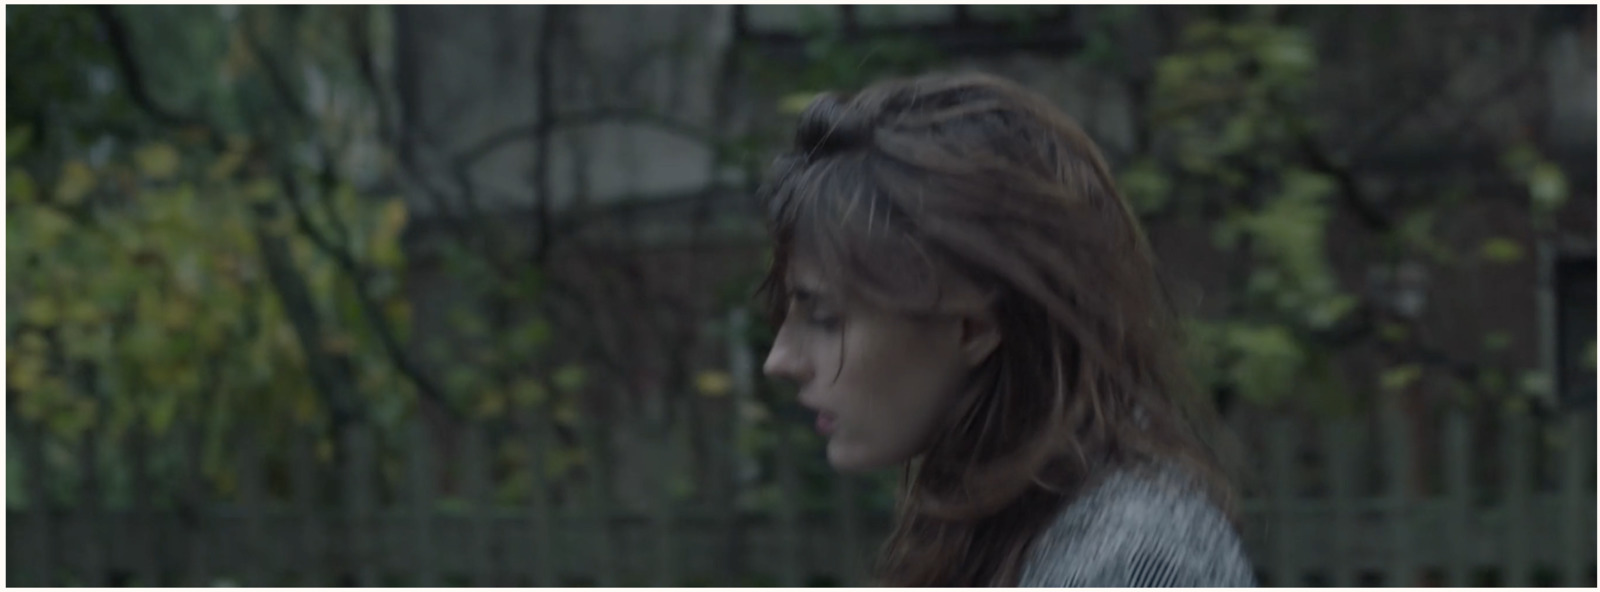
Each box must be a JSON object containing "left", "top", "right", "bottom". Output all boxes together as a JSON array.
[{"left": 815, "top": 411, "right": 837, "bottom": 436}]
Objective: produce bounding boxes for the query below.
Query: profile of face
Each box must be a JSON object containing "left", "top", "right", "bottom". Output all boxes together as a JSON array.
[{"left": 762, "top": 260, "right": 1001, "bottom": 472}]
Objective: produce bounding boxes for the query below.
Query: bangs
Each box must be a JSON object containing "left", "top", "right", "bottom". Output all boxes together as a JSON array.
[{"left": 756, "top": 151, "right": 955, "bottom": 323}]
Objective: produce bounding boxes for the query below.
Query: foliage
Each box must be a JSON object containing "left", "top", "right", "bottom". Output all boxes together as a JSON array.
[{"left": 5, "top": 5, "right": 581, "bottom": 507}]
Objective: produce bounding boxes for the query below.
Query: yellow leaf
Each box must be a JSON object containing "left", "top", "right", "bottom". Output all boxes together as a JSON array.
[
  {"left": 316, "top": 438, "right": 334, "bottom": 463},
  {"left": 134, "top": 143, "right": 182, "bottom": 180},
  {"left": 67, "top": 301, "right": 100, "bottom": 324},
  {"left": 510, "top": 378, "right": 548, "bottom": 408},
  {"left": 244, "top": 178, "right": 278, "bottom": 204},
  {"left": 32, "top": 207, "right": 73, "bottom": 248},
  {"left": 779, "top": 91, "right": 821, "bottom": 115},
  {"left": 369, "top": 199, "right": 408, "bottom": 268},
  {"left": 8, "top": 352, "right": 45, "bottom": 392},
  {"left": 16, "top": 331, "right": 47, "bottom": 353},
  {"left": 553, "top": 398, "right": 579, "bottom": 427},
  {"left": 23, "top": 299, "right": 59, "bottom": 326},
  {"left": 148, "top": 392, "right": 179, "bottom": 434},
  {"left": 379, "top": 199, "right": 408, "bottom": 234},
  {"left": 55, "top": 161, "right": 95, "bottom": 205},
  {"left": 208, "top": 137, "right": 251, "bottom": 181},
  {"left": 1479, "top": 237, "right": 1523, "bottom": 263},
  {"left": 1380, "top": 365, "right": 1422, "bottom": 392},
  {"left": 162, "top": 299, "right": 194, "bottom": 329},
  {"left": 696, "top": 370, "right": 733, "bottom": 397},
  {"left": 321, "top": 332, "right": 357, "bottom": 355},
  {"left": 553, "top": 365, "right": 587, "bottom": 393},
  {"left": 475, "top": 389, "right": 507, "bottom": 419},
  {"left": 8, "top": 168, "right": 36, "bottom": 204},
  {"left": 8, "top": 126, "right": 33, "bottom": 159}
]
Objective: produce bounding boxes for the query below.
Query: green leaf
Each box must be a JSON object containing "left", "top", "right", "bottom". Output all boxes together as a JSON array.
[
  {"left": 55, "top": 161, "right": 96, "bottom": 205},
  {"left": 8, "top": 126, "right": 33, "bottom": 159},
  {"left": 1378, "top": 322, "right": 1408, "bottom": 343},
  {"left": 1223, "top": 323, "right": 1305, "bottom": 404},
  {"left": 696, "top": 370, "right": 733, "bottom": 398},
  {"left": 134, "top": 143, "right": 182, "bottom": 180},
  {"left": 1478, "top": 237, "right": 1524, "bottom": 263},
  {"left": 1380, "top": 364, "right": 1422, "bottom": 392},
  {"left": 1482, "top": 331, "right": 1512, "bottom": 352},
  {"left": 1120, "top": 159, "right": 1172, "bottom": 215},
  {"left": 510, "top": 378, "right": 549, "bottom": 408},
  {"left": 1305, "top": 294, "right": 1357, "bottom": 329},
  {"left": 1528, "top": 162, "right": 1568, "bottom": 212},
  {"left": 1500, "top": 144, "right": 1540, "bottom": 175},
  {"left": 1518, "top": 371, "right": 1553, "bottom": 398},
  {"left": 7, "top": 169, "right": 37, "bottom": 205},
  {"left": 553, "top": 364, "right": 587, "bottom": 393},
  {"left": 779, "top": 91, "right": 820, "bottom": 115}
]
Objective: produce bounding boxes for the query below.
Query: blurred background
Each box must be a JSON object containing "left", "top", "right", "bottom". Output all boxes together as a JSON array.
[{"left": 5, "top": 5, "right": 1595, "bottom": 587}]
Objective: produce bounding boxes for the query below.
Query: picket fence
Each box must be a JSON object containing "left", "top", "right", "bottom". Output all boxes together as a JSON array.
[{"left": 7, "top": 405, "right": 1596, "bottom": 587}]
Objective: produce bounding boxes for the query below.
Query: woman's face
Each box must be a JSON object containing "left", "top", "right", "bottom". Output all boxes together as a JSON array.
[{"left": 763, "top": 261, "right": 994, "bottom": 472}]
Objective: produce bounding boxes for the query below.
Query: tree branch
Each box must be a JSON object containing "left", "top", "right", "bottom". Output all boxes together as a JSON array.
[
  {"left": 90, "top": 5, "right": 222, "bottom": 149},
  {"left": 273, "top": 163, "right": 462, "bottom": 423},
  {"left": 241, "top": 13, "right": 312, "bottom": 125},
  {"left": 453, "top": 106, "right": 717, "bottom": 173},
  {"left": 531, "top": 5, "right": 561, "bottom": 263},
  {"left": 1294, "top": 127, "right": 1394, "bottom": 233}
]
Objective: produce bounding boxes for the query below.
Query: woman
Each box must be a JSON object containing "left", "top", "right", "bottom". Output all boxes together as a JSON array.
[{"left": 756, "top": 72, "right": 1256, "bottom": 587}]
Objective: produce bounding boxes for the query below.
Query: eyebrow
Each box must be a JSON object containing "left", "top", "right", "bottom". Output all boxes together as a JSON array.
[{"left": 788, "top": 282, "right": 834, "bottom": 302}]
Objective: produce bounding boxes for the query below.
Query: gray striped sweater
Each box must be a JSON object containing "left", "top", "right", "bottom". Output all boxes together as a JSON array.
[{"left": 1017, "top": 465, "right": 1257, "bottom": 587}]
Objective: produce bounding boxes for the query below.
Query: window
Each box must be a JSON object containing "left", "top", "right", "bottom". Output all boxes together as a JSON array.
[
  {"left": 1556, "top": 253, "right": 1596, "bottom": 408},
  {"left": 732, "top": 5, "right": 1083, "bottom": 59}
]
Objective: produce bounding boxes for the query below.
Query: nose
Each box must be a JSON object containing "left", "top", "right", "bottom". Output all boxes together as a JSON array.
[{"left": 762, "top": 323, "right": 809, "bottom": 383}]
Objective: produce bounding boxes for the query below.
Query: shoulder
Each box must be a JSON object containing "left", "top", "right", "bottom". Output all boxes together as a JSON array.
[{"left": 1017, "top": 465, "right": 1257, "bottom": 587}]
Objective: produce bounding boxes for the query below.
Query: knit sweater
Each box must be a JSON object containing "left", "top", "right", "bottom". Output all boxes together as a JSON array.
[{"left": 1017, "top": 465, "right": 1257, "bottom": 587}]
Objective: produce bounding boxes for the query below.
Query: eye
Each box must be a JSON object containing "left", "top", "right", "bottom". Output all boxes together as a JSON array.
[
  {"left": 787, "top": 295, "right": 841, "bottom": 331},
  {"left": 805, "top": 308, "right": 842, "bottom": 330}
]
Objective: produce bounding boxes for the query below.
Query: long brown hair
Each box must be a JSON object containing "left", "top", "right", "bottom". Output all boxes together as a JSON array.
[{"left": 755, "top": 72, "right": 1236, "bottom": 586}]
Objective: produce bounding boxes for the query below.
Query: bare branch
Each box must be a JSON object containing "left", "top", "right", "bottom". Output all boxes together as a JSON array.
[
  {"left": 240, "top": 13, "right": 313, "bottom": 125},
  {"left": 1294, "top": 127, "right": 1394, "bottom": 232},
  {"left": 531, "top": 5, "right": 562, "bottom": 263},
  {"left": 90, "top": 6, "right": 221, "bottom": 148},
  {"left": 453, "top": 107, "right": 718, "bottom": 173},
  {"left": 273, "top": 163, "right": 463, "bottom": 423}
]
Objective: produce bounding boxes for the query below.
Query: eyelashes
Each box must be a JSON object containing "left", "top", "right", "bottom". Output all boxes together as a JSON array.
[{"left": 787, "top": 294, "right": 842, "bottom": 331}]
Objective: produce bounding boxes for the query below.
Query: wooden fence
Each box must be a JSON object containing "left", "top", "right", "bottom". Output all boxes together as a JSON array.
[{"left": 7, "top": 406, "right": 1595, "bottom": 587}]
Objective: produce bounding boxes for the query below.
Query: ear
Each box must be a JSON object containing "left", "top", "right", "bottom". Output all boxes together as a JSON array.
[{"left": 957, "top": 311, "right": 1002, "bottom": 367}]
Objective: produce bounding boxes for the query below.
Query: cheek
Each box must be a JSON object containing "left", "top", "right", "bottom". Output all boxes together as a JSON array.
[{"left": 831, "top": 323, "right": 967, "bottom": 463}]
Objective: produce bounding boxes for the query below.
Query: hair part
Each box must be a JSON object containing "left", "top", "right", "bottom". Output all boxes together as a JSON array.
[{"left": 756, "top": 71, "right": 1238, "bottom": 586}]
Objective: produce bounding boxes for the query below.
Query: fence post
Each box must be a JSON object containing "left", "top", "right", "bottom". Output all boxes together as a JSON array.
[
  {"left": 1266, "top": 417, "right": 1297, "bottom": 586},
  {"left": 19, "top": 420, "right": 56, "bottom": 586},
  {"left": 129, "top": 426, "right": 160, "bottom": 586},
  {"left": 1380, "top": 401, "right": 1413, "bottom": 585},
  {"left": 181, "top": 426, "right": 211, "bottom": 586},
  {"left": 773, "top": 421, "right": 803, "bottom": 587},
  {"left": 77, "top": 429, "right": 107, "bottom": 585},
  {"left": 407, "top": 418, "right": 439, "bottom": 587},
  {"left": 522, "top": 410, "right": 558, "bottom": 587},
  {"left": 462, "top": 425, "right": 495, "bottom": 586},
  {"left": 238, "top": 428, "right": 267, "bottom": 585},
  {"left": 1562, "top": 411, "right": 1596, "bottom": 586},
  {"left": 342, "top": 424, "right": 378, "bottom": 586},
  {"left": 291, "top": 429, "right": 326, "bottom": 585},
  {"left": 1503, "top": 408, "right": 1530, "bottom": 585},
  {"left": 580, "top": 413, "right": 620, "bottom": 586},
  {"left": 1323, "top": 421, "right": 1355, "bottom": 587},
  {"left": 1443, "top": 409, "right": 1471, "bottom": 586},
  {"left": 833, "top": 474, "right": 864, "bottom": 585},
  {"left": 650, "top": 421, "right": 679, "bottom": 586}
]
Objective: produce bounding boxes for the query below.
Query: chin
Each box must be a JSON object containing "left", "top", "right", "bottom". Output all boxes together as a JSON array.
[{"left": 826, "top": 439, "right": 908, "bottom": 473}]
